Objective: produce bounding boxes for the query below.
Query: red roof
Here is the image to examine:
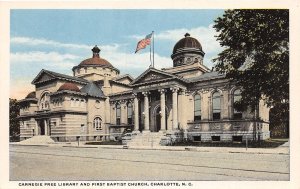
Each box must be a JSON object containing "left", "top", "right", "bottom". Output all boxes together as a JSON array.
[
  {"left": 79, "top": 57, "right": 113, "bottom": 67},
  {"left": 25, "top": 91, "right": 36, "bottom": 99},
  {"left": 172, "top": 33, "right": 202, "bottom": 54},
  {"left": 58, "top": 82, "right": 80, "bottom": 92}
]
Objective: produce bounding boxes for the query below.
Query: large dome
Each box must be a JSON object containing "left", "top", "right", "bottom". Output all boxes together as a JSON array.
[
  {"left": 72, "top": 45, "right": 119, "bottom": 74},
  {"left": 172, "top": 33, "right": 203, "bottom": 54},
  {"left": 58, "top": 82, "right": 80, "bottom": 92},
  {"left": 79, "top": 57, "right": 113, "bottom": 67},
  {"left": 79, "top": 45, "right": 113, "bottom": 68},
  {"left": 171, "top": 33, "right": 205, "bottom": 67}
]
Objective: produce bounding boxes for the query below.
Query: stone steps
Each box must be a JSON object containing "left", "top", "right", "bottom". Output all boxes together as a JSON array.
[
  {"left": 126, "top": 132, "right": 165, "bottom": 147},
  {"left": 19, "top": 135, "right": 55, "bottom": 145}
]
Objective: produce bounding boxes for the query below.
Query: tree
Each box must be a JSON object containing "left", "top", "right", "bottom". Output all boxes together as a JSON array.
[
  {"left": 213, "top": 9, "right": 289, "bottom": 134},
  {"left": 10, "top": 98, "right": 20, "bottom": 142}
]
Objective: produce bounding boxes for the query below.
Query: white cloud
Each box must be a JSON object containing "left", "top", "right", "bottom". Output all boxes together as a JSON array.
[
  {"left": 131, "top": 24, "right": 222, "bottom": 56},
  {"left": 11, "top": 37, "right": 91, "bottom": 50},
  {"left": 156, "top": 24, "right": 222, "bottom": 53},
  {"left": 10, "top": 51, "right": 79, "bottom": 69},
  {"left": 11, "top": 36, "right": 122, "bottom": 52}
]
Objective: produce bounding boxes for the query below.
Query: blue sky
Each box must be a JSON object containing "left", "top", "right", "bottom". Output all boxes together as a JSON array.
[{"left": 10, "top": 9, "right": 224, "bottom": 99}]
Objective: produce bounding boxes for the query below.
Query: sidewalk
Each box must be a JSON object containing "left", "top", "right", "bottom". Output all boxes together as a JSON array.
[
  {"left": 95, "top": 144, "right": 289, "bottom": 155},
  {"left": 11, "top": 141, "right": 289, "bottom": 155}
]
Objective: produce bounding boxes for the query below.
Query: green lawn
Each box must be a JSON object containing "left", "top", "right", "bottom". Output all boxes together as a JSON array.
[
  {"left": 85, "top": 141, "right": 122, "bottom": 145},
  {"left": 174, "top": 138, "right": 289, "bottom": 148}
]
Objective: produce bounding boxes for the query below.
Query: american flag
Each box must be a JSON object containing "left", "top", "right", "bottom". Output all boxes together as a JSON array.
[{"left": 135, "top": 33, "right": 153, "bottom": 53}]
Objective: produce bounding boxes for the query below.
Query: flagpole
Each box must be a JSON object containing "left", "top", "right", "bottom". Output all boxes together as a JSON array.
[
  {"left": 149, "top": 35, "right": 152, "bottom": 67},
  {"left": 152, "top": 31, "right": 154, "bottom": 68}
]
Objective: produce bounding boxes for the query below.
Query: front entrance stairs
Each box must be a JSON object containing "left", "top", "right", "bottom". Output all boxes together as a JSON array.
[
  {"left": 125, "top": 132, "right": 165, "bottom": 147},
  {"left": 19, "top": 136, "right": 55, "bottom": 145}
]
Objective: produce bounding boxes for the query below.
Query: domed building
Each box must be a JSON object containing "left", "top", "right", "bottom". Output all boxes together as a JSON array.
[{"left": 18, "top": 34, "right": 270, "bottom": 144}]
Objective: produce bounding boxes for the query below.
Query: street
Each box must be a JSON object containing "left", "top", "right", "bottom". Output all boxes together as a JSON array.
[{"left": 10, "top": 145, "right": 289, "bottom": 181}]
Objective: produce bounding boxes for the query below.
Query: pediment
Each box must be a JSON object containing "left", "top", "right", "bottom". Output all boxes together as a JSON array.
[
  {"left": 131, "top": 68, "right": 175, "bottom": 85},
  {"left": 32, "top": 70, "right": 56, "bottom": 84}
]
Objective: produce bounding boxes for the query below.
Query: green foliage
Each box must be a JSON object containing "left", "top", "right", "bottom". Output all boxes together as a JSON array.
[
  {"left": 213, "top": 10, "right": 289, "bottom": 125},
  {"left": 10, "top": 98, "right": 20, "bottom": 142}
]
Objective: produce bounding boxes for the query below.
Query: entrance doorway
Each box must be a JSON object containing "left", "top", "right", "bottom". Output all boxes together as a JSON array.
[
  {"left": 151, "top": 105, "right": 168, "bottom": 132},
  {"left": 155, "top": 107, "right": 161, "bottom": 132},
  {"left": 38, "top": 119, "right": 50, "bottom": 136},
  {"left": 40, "top": 120, "right": 45, "bottom": 135}
]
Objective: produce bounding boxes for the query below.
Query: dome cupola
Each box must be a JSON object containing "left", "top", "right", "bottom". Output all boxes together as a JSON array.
[
  {"left": 171, "top": 33, "right": 205, "bottom": 67},
  {"left": 72, "top": 45, "right": 120, "bottom": 80},
  {"left": 78, "top": 45, "right": 114, "bottom": 67}
]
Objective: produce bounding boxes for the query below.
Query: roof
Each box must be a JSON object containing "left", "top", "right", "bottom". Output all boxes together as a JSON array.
[
  {"left": 72, "top": 45, "right": 119, "bottom": 73},
  {"left": 32, "top": 69, "right": 88, "bottom": 85},
  {"left": 79, "top": 57, "right": 113, "bottom": 67},
  {"left": 80, "top": 82, "right": 105, "bottom": 98},
  {"left": 58, "top": 82, "right": 81, "bottom": 92},
  {"left": 172, "top": 33, "right": 203, "bottom": 54},
  {"left": 130, "top": 67, "right": 190, "bottom": 85},
  {"left": 188, "top": 71, "right": 225, "bottom": 82},
  {"left": 113, "top": 74, "right": 134, "bottom": 82},
  {"left": 25, "top": 91, "right": 36, "bottom": 99}
]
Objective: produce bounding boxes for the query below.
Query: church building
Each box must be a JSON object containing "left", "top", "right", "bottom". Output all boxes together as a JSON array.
[{"left": 18, "top": 33, "right": 270, "bottom": 145}]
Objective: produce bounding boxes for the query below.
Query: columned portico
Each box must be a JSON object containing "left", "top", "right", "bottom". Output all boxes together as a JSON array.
[
  {"left": 159, "top": 89, "right": 166, "bottom": 131},
  {"left": 171, "top": 87, "right": 179, "bottom": 130},
  {"left": 142, "top": 91, "right": 150, "bottom": 133}
]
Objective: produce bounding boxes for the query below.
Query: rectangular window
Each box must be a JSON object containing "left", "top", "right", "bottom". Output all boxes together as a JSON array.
[
  {"left": 233, "top": 112, "right": 243, "bottom": 119},
  {"left": 116, "top": 104, "right": 121, "bottom": 125},
  {"left": 213, "top": 113, "right": 221, "bottom": 120},
  {"left": 116, "top": 118, "right": 121, "bottom": 125},
  {"left": 193, "top": 136, "right": 201, "bottom": 142},
  {"left": 127, "top": 103, "right": 133, "bottom": 124},
  {"left": 232, "top": 136, "right": 243, "bottom": 142},
  {"left": 127, "top": 118, "right": 133, "bottom": 125},
  {"left": 194, "top": 94, "right": 201, "bottom": 121},
  {"left": 212, "top": 92, "right": 221, "bottom": 120}
]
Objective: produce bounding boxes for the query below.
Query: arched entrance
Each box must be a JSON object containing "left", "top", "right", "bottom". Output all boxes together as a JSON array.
[
  {"left": 39, "top": 120, "right": 45, "bottom": 135},
  {"left": 38, "top": 119, "right": 50, "bottom": 135},
  {"left": 151, "top": 104, "right": 168, "bottom": 132}
]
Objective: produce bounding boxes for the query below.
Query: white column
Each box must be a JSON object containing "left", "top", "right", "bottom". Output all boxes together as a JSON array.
[
  {"left": 44, "top": 119, "right": 48, "bottom": 135},
  {"left": 159, "top": 89, "right": 166, "bottom": 131},
  {"left": 142, "top": 91, "right": 150, "bottom": 132},
  {"left": 171, "top": 87, "right": 179, "bottom": 130},
  {"left": 179, "top": 89, "right": 187, "bottom": 127},
  {"left": 133, "top": 93, "right": 140, "bottom": 132}
]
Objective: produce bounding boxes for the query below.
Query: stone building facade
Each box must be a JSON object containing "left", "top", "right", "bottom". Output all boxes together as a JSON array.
[{"left": 18, "top": 33, "right": 270, "bottom": 144}]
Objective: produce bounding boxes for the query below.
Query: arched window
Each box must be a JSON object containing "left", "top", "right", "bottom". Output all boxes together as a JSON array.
[
  {"left": 116, "top": 103, "right": 121, "bottom": 125},
  {"left": 70, "top": 98, "right": 75, "bottom": 107},
  {"left": 212, "top": 91, "right": 221, "bottom": 120},
  {"left": 40, "top": 92, "right": 50, "bottom": 110},
  {"left": 75, "top": 99, "right": 80, "bottom": 107},
  {"left": 233, "top": 89, "right": 243, "bottom": 119},
  {"left": 93, "top": 117, "right": 102, "bottom": 130},
  {"left": 194, "top": 94, "right": 201, "bottom": 121},
  {"left": 127, "top": 102, "right": 133, "bottom": 124}
]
